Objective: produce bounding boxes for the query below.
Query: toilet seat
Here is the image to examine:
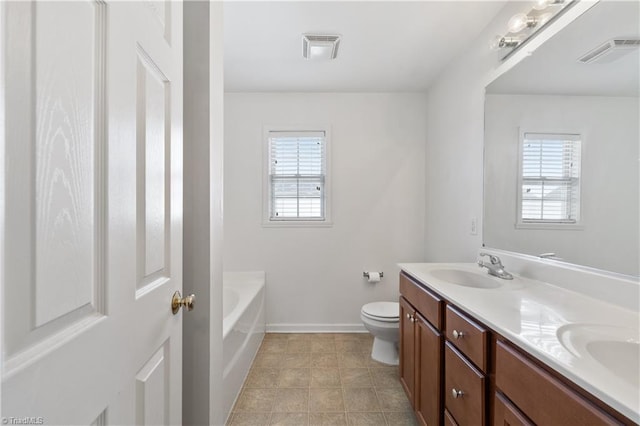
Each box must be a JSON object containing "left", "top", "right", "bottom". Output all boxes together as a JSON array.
[{"left": 361, "top": 302, "right": 399, "bottom": 323}]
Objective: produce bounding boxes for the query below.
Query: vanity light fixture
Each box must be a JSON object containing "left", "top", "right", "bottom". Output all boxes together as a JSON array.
[
  {"left": 491, "top": 0, "right": 575, "bottom": 57},
  {"left": 533, "top": 0, "right": 565, "bottom": 11},
  {"left": 302, "top": 34, "right": 341, "bottom": 60},
  {"left": 508, "top": 13, "right": 538, "bottom": 33},
  {"left": 490, "top": 35, "right": 522, "bottom": 50}
]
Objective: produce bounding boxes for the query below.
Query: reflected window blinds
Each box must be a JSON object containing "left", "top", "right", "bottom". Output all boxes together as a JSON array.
[{"left": 520, "top": 133, "right": 582, "bottom": 223}]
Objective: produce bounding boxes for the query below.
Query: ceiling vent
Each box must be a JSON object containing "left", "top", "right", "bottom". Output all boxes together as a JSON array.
[
  {"left": 302, "top": 34, "right": 341, "bottom": 60},
  {"left": 578, "top": 38, "right": 640, "bottom": 64}
]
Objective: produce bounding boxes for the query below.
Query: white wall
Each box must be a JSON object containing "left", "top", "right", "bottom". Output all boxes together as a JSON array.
[
  {"left": 423, "top": 2, "right": 598, "bottom": 263},
  {"left": 485, "top": 94, "right": 639, "bottom": 276},
  {"left": 224, "top": 93, "right": 427, "bottom": 330}
]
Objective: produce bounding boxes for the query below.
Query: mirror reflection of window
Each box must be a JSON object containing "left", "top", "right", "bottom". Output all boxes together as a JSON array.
[{"left": 519, "top": 133, "right": 581, "bottom": 225}]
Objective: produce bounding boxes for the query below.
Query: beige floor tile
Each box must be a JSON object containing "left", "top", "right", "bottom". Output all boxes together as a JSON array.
[
  {"left": 340, "top": 368, "right": 373, "bottom": 388},
  {"left": 336, "top": 339, "right": 364, "bottom": 353},
  {"left": 365, "top": 356, "right": 394, "bottom": 368},
  {"left": 309, "top": 388, "right": 345, "bottom": 412},
  {"left": 229, "top": 412, "right": 271, "bottom": 426},
  {"left": 309, "top": 412, "right": 347, "bottom": 426},
  {"left": 375, "top": 387, "right": 412, "bottom": 412},
  {"left": 308, "top": 333, "right": 336, "bottom": 340},
  {"left": 236, "top": 334, "right": 413, "bottom": 426},
  {"left": 278, "top": 368, "right": 311, "bottom": 388},
  {"left": 343, "top": 388, "right": 381, "bottom": 412},
  {"left": 338, "top": 352, "right": 368, "bottom": 368},
  {"left": 282, "top": 353, "right": 311, "bottom": 368},
  {"left": 383, "top": 411, "right": 418, "bottom": 426},
  {"left": 346, "top": 412, "right": 386, "bottom": 425},
  {"left": 259, "top": 340, "right": 288, "bottom": 354},
  {"left": 254, "top": 353, "right": 283, "bottom": 368},
  {"left": 287, "top": 333, "right": 313, "bottom": 340},
  {"left": 370, "top": 367, "right": 402, "bottom": 389},
  {"left": 264, "top": 333, "right": 289, "bottom": 341},
  {"left": 273, "top": 388, "right": 309, "bottom": 413},
  {"left": 235, "top": 389, "right": 277, "bottom": 412},
  {"left": 269, "top": 412, "right": 309, "bottom": 425},
  {"left": 245, "top": 368, "right": 280, "bottom": 388},
  {"left": 287, "top": 339, "right": 312, "bottom": 353},
  {"left": 310, "top": 339, "right": 337, "bottom": 353},
  {"left": 310, "top": 368, "right": 341, "bottom": 388},
  {"left": 311, "top": 352, "right": 339, "bottom": 368},
  {"left": 356, "top": 339, "right": 373, "bottom": 353},
  {"left": 334, "top": 333, "right": 364, "bottom": 341}
]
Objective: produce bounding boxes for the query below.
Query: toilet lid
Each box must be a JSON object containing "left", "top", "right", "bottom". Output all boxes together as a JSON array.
[{"left": 361, "top": 302, "right": 399, "bottom": 319}]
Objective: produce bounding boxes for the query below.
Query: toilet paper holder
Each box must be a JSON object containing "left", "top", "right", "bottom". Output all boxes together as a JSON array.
[{"left": 363, "top": 271, "right": 384, "bottom": 279}]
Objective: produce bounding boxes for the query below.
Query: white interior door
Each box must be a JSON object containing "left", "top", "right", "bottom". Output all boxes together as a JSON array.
[{"left": 1, "top": 1, "right": 184, "bottom": 424}]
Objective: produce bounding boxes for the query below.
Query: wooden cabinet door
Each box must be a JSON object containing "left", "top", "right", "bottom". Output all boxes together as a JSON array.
[
  {"left": 415, "top": 313, "right": 443, "bottom": 426},
  {"left": 400, "top": 296, "right": 416, "bottom": 405}
]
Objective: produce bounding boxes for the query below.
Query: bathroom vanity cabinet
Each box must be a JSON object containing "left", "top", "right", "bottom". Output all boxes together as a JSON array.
[{"left": 399, "top": 271, "right": 633, "bottom": 426}]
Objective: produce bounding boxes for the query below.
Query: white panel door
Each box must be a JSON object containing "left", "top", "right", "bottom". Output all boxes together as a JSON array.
[{"left": 1, "top": 1, "right": 184, "bottom": 424}]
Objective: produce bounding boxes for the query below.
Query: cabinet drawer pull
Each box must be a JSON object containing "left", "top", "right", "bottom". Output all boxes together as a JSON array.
[
  {"left": 406, "top": 313, "right": 412, "bottom": 319},
  {"left": 451, "top": 388, "right": 464, "bottom": 399},
  {"left": 452, "top": 329, "right": 465, "bottom": 339}
]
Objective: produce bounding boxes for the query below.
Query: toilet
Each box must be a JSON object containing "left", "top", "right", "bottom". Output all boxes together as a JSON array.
[{"left": 360, "top": 301, "right": 400, "bottom": 365}]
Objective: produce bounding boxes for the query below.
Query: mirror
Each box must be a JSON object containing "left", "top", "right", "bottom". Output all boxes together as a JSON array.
[{"left": 483, "top": 0, "right": 639, "bottom": 277}]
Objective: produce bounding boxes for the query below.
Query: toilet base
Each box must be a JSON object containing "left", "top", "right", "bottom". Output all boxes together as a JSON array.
[{"left": 371, "top": 337, "right": 399, "bottom": 365}]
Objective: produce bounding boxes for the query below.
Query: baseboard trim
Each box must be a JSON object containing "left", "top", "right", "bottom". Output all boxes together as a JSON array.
[{"left": 266, "top": 323, "right": 367, "bottom": 333}]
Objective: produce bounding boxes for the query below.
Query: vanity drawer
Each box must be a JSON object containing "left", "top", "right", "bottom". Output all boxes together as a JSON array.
[
  {"left": 400, "top": 272, "right": 443, "bottom": 330},
  {"left": 495, "top": 340, "right": 621, "bottom": 426},
  {"left": 444, "top": 409, "right": 459, "bottom": 426},
  {"left": 445, "top": 342, "right": 486, "bottom": 426},
  {"left": 493, "top": 392, "right": 533, "bottom": 426},
  {"left": 446, "top": 305, "right": 489, "bottom": 372}
]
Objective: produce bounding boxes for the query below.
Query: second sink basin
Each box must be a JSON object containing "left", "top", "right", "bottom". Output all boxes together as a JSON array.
[
  {"left": 557, "top": 324, "right": 640, "bottom": 388},
  {"left": 429, "top": 268, "right": 502, "bottom": 289}
]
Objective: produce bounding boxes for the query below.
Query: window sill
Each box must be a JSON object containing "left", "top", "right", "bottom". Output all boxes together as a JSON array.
[
  {"left": 262, "top": 220, "right": 334, "bottom": 228},
  {"left": 515, "top": 222, "right": 584, "bottom": 231}
]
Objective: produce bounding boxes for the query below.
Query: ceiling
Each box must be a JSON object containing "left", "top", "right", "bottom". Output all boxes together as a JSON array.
[
  {"left": 224, "top": 1, "right": 506, "bottom": 92},
  {"left": 487, "top": 1, "right": 640, "bottom": 97}
]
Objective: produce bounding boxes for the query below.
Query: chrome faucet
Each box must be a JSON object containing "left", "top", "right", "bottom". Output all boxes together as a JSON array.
[{"left": 478, "top": 253, "right": 513, "bottom": 280}]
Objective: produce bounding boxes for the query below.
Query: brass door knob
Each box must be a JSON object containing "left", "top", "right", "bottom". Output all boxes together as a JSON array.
[{"left": 172, "top": 291, "right": 195, "bottom": 314}]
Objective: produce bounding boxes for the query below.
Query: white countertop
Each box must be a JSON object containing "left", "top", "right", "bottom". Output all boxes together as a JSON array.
[{"left": 398, "top": 262, "right": 640, "bottom": 423}]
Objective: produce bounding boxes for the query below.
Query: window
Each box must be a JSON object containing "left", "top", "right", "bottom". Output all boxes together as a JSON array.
[
  {"left": 517, "top": 132, "right": 582, "bottom": 226},
  {"left": 264, "top": 129, "right": 330, "bottom": 224}
]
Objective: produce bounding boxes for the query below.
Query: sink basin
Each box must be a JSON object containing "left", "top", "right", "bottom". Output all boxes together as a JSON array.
[
  {"left": 557, "top": 324, "right": 640, "bottom": 387},
  {"left": 429, "top": 268, "right": 501, "bottom": 289}
]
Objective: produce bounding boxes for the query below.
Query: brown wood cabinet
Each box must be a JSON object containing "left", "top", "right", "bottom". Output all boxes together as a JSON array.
[
  {"left": 493, "top": 392, "right": 533, "bottom": 426},
  {"left": 399, "top": 273, "right": 444, "bottom": 426},
  {"left": 445, "top": 342, "right": 486, "bottom": 425},
  {"left": 399, "top": 271, "right": 635, "bottom": 426},
  {"left": 416, "top": 313, "right": 443, "bottom": 426}
]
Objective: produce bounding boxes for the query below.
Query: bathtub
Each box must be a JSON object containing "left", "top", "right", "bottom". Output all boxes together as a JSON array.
[{"left": 222, "top": 271, "right": 266, "bottom": 422}]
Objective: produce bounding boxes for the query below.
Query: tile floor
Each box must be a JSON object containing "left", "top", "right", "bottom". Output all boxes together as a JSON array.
[{"left": 227, "top": 333, "right": 418, "bottom": 426}]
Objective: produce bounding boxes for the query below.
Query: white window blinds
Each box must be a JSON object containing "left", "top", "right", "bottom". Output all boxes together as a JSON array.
[
  {"left": 268, "top": 131, "right": 326, "bottom": 220},
  {"left": 520, "top": 133, "right": 581, "bottom": 223}
]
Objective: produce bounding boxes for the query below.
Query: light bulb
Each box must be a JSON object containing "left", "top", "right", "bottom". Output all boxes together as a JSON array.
[
  {"left": 532, "top": 0, "right": 550, "bottom": 11},
  {"left": 508, "top": 13, "right": 536, "bottom": 33},
  {"left": 536, "top": 12, "right": 553, "bottom": 26},
  {"left": 533, "top": 0, "right": 564, "bottom": 10}
]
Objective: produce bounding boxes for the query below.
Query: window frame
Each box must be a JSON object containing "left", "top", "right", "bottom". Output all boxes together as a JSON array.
[
  {"left": 262, "top": 125, "right": 332, "bottom": 227},
  {"left": 515, "top": 129, "right": 585, "bottom": 230}
]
